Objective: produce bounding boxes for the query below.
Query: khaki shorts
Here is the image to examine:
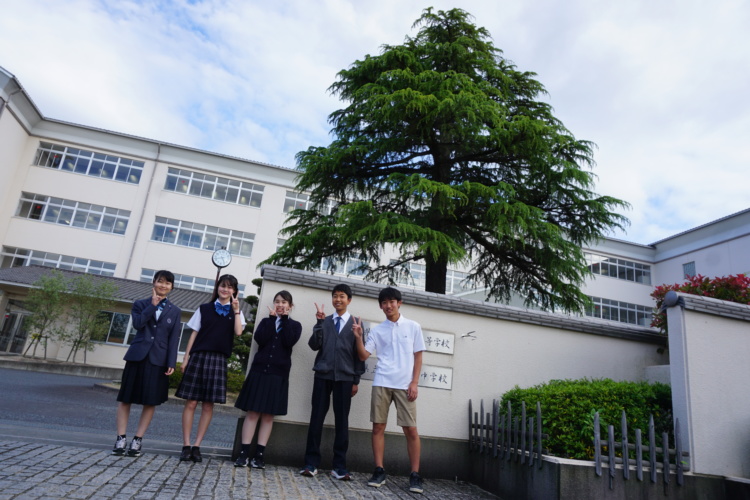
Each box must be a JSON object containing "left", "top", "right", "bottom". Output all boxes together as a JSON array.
[{"left": 370, "top": 385, "right": 417, "bottom": 427}]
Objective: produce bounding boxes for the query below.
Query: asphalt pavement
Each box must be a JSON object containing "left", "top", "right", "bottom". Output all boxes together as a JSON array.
[{"left": 0, "top": 365, "right": 498, "bottom": 499}]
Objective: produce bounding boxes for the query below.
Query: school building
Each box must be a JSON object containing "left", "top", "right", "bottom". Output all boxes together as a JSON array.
[{"left": 1, "top": 64, "right": 749, "bottom": 365}]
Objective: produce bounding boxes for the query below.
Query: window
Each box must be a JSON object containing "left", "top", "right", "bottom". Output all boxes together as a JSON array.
[
  {"left": 1, "top": 246, "right": 116, "bottom": 276},
  {"left": 34, "top": 142, "right": 143, "bottom": 184},
  {"left": 585, "top": 296, "right": 653, "bottom": 326},
  {"left": 585, "top": 252, "right": 651, "bottom": 285},
  {"left": 683, "top": 261, "right": 696, "bottom": 279},
  {"left": 277, "top": 238, "right": 286, "bottom": 250},
  {"left": 284, "top": 191, "right": 335, "bottom": 214},
  {"left": 100, "top": 310, "right": 192, "bottom": 351},
  {"left": 164, "top": 167, "right": 264, "bottom": 207},
  {"left": 16, "top": 193, "right": 130, "bottom": 235},
  {"left": 322, "top": 257, "right": 368, "bottom": 277},
  {"left": 139, "top": 268, "right": 245, "bottom": 296},
  {"left": 151, "top": 217, "right": 254, "bottom": 257}
]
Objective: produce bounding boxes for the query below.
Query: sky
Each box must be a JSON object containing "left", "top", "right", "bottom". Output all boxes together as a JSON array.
[{"left": 1, "top": 0, "right": 748, "bottom": 245}]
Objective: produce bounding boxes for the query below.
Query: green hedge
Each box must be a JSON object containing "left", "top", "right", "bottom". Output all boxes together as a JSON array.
[
  {"left": 169, "top": 362, "right": 246, "bottom": 394},
  {"left": 500, "top": 378, "right": 672, "bottom": 460}
]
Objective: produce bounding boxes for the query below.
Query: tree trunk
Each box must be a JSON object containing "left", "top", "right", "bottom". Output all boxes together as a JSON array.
[{"left": 425, "top": 257, "right": 448, "bottom": 294}]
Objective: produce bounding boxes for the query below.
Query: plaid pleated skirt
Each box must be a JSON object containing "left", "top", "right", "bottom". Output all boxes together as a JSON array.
[
  {"left": 117, "top": 358, "right": 169, "bottom": 406},
  {"left": 175, "top": 351, "right": 228, "bottom": 403},
  {"left": 234, "top": 372, "right": 289, "bottom": 415}
]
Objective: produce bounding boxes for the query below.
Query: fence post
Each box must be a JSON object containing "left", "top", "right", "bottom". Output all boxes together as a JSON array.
[
  {"left": 635, "top": 428, "right": 643, "bottom": 481},
  {"left": 608, "top": 424, "right": 616, "bottom": 488},
  {"left": 594, "top": 412, "right": 601, "bottom": 477},
  {"left": 621, "top": 410, "right": 629, "bottom": 480},
  {"left": 649, "top": 415, "right": 657, "bottom": 483},
  {"left": 468, "top": 399, "right": 473, "bottom": 451},
  {"left": 536, "top": 402, "right": 543, "bottom": 470},
  {"left": 492, "top": 399, "right": 499, "bottom": 458},
  {"left": 521, "top": 401, "right": 527, "bottom": 465},
  {"left": 506, "top": 402, "right": 512, "bottom": 462},
  {"left": 662, "top": 431, "right": 670, "bottom": 486},
  {"left": 675, "top": 418, "right": 684, "bottom": 485},
  {"left": 480, "top": 399, "right": 485, "bottom": 454}
]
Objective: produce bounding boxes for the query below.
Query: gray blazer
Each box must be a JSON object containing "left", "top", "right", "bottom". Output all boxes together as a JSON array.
[
  {"left": 123, "top": 297, "right": 182, "bottom": 368},
  {"left": 308, "top": 315, "right": 366, "bottom": 384}
]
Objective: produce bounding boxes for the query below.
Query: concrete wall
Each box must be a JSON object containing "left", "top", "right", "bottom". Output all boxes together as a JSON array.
[
  {"left": 250, "top": 265, "right": 668, "bottom": 474},
  {"left": 666, "top": 292, "right": 750, "bottom": 479}
]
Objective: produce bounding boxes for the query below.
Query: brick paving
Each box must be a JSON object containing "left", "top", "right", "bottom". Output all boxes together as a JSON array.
[{"left": 0, "top": 440, "right": 498, "bottom": 499}]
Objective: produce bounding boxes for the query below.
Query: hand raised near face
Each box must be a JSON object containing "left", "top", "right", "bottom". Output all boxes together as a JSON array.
[
  {"left": 314, "top": 302, "right": 325, "bottom": 320},
  {"left": 151, "top": 287, "right": 162, "bottom": 306},
  {"left": 267, "top": 305, "right": 277, "bottom": 317},
  {"left": 232, "top": 294, "right": 240, "bottom": 314},
  {"left": 351, "top": 316, "right": 364, "bottom": 339}
]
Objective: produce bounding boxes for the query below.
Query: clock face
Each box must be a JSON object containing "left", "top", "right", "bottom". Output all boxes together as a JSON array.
[{"left": 212, "top": 249, "right": 231, "bottom": 268}]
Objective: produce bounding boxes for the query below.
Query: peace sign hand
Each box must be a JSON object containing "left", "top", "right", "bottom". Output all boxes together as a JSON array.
[
  {"left": 351, "top": 316, "right": 363, "bottom": 340},
  {"left": 267, "top": 305, "right": 277, "bottom": 317},
  {"left": 314, "top": 302, "right": 326, "bottom": 320}
]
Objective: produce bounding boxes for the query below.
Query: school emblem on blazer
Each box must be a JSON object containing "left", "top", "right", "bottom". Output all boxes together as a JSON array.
[{"left": 167, "top": 318, "right": 172, "bottom": 323}]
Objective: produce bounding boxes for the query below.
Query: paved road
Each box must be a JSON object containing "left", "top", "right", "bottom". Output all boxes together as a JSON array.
[{"left": 0, "top": 368, "right": 498, "bottom": 498}]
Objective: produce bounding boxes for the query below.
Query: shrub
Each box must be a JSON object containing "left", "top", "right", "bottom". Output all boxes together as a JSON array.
[
  {"left": 500, "top": 378, "right": 672, "bottom": 460},
  {"left": 651, "top": 274, "right": 750, "bottom": 333}
]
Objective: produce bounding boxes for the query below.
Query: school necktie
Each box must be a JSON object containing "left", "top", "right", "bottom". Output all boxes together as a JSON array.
[
  {"left": 335, "top": 316, "right": 342, "bottom": 334},
  {"left": 276, "top": 318, "right": 282, "bottom": 333}
]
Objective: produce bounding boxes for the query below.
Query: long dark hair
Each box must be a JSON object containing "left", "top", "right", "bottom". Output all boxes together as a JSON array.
[
  {"left": 212, "top": 274, "right": 238, "bottom": 302},
  {"left": 274, "top": 290, "right": 294, "bottom": 308}
]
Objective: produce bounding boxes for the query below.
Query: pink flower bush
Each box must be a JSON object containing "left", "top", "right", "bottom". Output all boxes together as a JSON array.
[{"left": 651, "top": 274, "right": 750, "bottom": 332}]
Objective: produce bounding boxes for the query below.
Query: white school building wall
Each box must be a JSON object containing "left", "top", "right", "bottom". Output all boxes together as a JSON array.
[{"left": 256, "top": 266, "right": 668, "bottom": 441}]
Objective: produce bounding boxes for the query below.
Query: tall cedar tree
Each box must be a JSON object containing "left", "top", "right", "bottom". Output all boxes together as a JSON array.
[{"left": 266, "top": 8, "right": 629, "bottom": 312}]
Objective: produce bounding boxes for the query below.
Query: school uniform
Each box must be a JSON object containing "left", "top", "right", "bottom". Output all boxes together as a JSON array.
[
  {"left": 117, "top": 297, "right": 182, "bottom": 406},
  {"left": 303, "top": 312, "right": 366, "bottom": 471},
  {"left": 176, "top": 301, "right": 246, "bottom": 403},
  {"left": 235, "top": 314, "right": 302, "bottom": 415}
]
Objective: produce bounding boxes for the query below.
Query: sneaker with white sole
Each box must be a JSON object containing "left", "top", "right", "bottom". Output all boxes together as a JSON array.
[
  {"left": 300, "top": 465, "right": 318, "bottom": 477},
  {"left": 126, "top": 437, "right": 142, "bottom": 457},
  {"left": 112, "top": 435, "right": 127, "bottom": 455},
  {"left": 367, "top": 467, "right": 386, "bottom": 487},
  {"left": 409, "top": 471, "right": 424, "bottom": 494},
  {"left": 331, "top": 468, "right": 351, "bottom": 480}
]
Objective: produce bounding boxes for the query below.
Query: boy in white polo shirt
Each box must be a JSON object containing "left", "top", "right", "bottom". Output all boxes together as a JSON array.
[{"left": 352, "top": 287, "right": 426, "bottom": 494}]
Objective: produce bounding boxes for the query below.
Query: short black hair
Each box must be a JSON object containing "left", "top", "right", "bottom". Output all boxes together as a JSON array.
[
  {"left": 332, "top": 283, "right": 353, "bottom": 299},
  {"left": 378, "top": 287, "right": 402, "bottom": 304},
  {"left": 152, "top": 270, "right": 175, "bottom": 285}
]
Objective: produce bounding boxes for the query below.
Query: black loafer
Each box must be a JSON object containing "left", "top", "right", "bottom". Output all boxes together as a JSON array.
[
  {"left": 179, "top": 446, "right": 192, "bottom": 462},
  {"left": 191, "top": 446, "right": 202, "bottom": 463}
]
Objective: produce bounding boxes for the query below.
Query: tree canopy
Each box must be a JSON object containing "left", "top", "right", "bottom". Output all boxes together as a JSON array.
[{"left": 265, "top": 7, "right": 629, "bottom": 312}]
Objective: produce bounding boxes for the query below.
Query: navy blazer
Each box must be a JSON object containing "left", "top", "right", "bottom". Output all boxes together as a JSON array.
[{"left": 123, "top": 297, "right": 182, "bottom": 368}]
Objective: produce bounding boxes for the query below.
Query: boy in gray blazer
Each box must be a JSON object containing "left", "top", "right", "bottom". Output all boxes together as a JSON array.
[{"left": 300, "top": 284, "right": 365, "bottom": 480}]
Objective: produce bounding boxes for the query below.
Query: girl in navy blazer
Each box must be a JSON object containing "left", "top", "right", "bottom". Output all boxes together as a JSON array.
[
  {"left": 234, "top": 290, "right": 301, "bottom": 468},
  {"left": 176, "top": 274, "right": 246, "bottom": 463},
  {"left": 113, "top": 270, "right": 182, "bottom": 457}
]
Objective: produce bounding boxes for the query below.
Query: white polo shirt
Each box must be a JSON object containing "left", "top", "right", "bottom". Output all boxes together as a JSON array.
[{"left": 364, "top": 314, "right": 426, "bottom": 390}]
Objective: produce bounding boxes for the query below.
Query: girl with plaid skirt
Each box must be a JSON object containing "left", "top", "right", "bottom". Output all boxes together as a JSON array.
[
  {"left": 176, "top": 274, "right": 246, "bottom": 462},
  {"left": 234, "top": 290, "right": 301, "bottom": 468}
]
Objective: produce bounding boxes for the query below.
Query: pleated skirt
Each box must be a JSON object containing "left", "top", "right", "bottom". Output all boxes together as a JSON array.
[
  {"left": 175, "top": 351, "right": 227, "bottom": 403},
  {"left": 117, "top": 358, "right": 169, "bottom": 406},
  {"left": 234, "top": 371, "right": 289, "bottom": 415}
]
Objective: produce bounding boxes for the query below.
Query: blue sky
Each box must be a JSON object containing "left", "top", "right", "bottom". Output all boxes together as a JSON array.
[{"left": 1, "top": 0, "right": 748, "bottom": 245}]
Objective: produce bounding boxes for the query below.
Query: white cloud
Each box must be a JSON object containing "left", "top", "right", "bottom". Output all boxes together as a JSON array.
[{"left": 1, "top": 0, "right": 748, "bottom": 245}]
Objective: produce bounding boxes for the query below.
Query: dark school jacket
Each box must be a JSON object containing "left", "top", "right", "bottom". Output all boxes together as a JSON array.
[
  {"left": 250, "top": 314, "right": 301, "bottom": 377},
  {"left": 123, "top": 297, "right": 182, "bottom": 368},
  {"left": 308, "top": 315, "right": 366, "bottom": 384}
]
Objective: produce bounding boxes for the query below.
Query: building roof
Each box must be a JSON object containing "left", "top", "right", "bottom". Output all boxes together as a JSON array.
[{"left": 0, "top": 265, "right": 238, "bottom": 313}]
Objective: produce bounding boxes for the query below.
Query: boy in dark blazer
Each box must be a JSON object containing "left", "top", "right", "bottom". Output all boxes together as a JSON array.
[
  {"left": 300, "top": 284, "right": 365, "bottom": 480},
  {"left": 113, "top": 270, "right": 182, "bottom": 457}
]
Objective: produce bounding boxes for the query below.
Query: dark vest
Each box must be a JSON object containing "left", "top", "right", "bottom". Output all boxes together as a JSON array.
[{"left": 190, "top": 302, "right": 235, "bottom": 358}]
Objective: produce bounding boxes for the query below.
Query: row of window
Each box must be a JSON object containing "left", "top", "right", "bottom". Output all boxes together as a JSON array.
[
  {"left": 151, "top": 217, "right": 255, "bottom": 257},
  {"left": 164, "top": 167, "right": 264, "bottom": 207},
  {"left": 585, "top": 296, "right": 653, "bottom": 326},
  {"left": 585, "top": 252, "right": 652, "bottom": 285},
  {"left": 0, "top": 247, "right": 117, "bottom": 276},
  {"left": 16, "top": 192, "right": 130, "bottom": 235},
  {"left": 35, "top": 142, "right": 143, "bottom": 184},
  {"left": 139, "top": 268, "right": 246, "bottom": 296}
]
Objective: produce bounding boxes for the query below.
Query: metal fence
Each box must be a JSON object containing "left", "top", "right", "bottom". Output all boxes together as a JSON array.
[
  {"left": 594, "top": 410, "right": 690, "bottom": 489},
  {"left": 468, "top": 399, "right": 547, "bottom": 468}
]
